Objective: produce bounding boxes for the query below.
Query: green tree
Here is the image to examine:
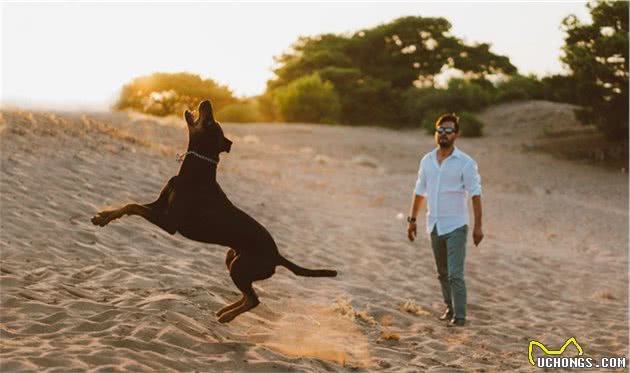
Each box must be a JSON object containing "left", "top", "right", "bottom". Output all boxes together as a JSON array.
[
  {"left": 316, "top": 67, "right": 398, "bottom": 125},
  {"left": 268, "top": 16, "right": 517, "bottom": 126},
  {"left": 346, "top": 16, "right": 516, "bottom": 89},
  {"left": 114, "top": 72, "right": 237, "bottom": 117},
  {"left": 270, "top": 34, "right": 353, "bottom": 90},
  {"left": 561, "top": 0, "right": 629, "bottom": 141},
  {"left": 274, "top": 74, "right": 341, "bottom": 124}
]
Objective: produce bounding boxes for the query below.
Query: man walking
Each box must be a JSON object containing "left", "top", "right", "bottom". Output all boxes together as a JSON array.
[{"left": 407, "top": 113, "right": 484, "bottom": 327}]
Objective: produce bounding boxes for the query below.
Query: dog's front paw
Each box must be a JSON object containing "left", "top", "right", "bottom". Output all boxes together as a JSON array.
[{"left": 91, "top": 210, "right": 118, "bottom": 226}]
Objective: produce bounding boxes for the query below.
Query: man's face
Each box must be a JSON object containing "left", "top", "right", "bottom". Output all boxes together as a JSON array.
[{"left": 435, "top": 121, "right": 458, "bottom": 148}]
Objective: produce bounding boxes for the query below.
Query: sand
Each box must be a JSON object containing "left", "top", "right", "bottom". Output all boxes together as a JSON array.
[{"left": 0, "top": 101, "right": 627, "bottom": 372}]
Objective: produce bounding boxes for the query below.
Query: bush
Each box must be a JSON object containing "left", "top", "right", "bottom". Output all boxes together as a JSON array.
[
  {"left": 402, "top": 79, "right": 493, "bottom": 127},
  {"left": 340, "top": 77, "right": 399, "bottom": 126},
  {"left": 445, "top": 79, "right": 494, "bottom": 110},
  {"left": 541, "top": 74, "right": 579, "bottom": 104},
  {"left": 457, "top": 112, "right": 484, "bottom": 137},
  {"left": 494, "top": 74, "right": 549, "bottom": 103},
  {"left": 216, "top": 100, "right": 265, "bottom": 123},
  {"left": 253, "top": 92, "right": 281, "bottom": 122},
  {"left": 274, "top": 74, "right": 341, "bottom": 124}
]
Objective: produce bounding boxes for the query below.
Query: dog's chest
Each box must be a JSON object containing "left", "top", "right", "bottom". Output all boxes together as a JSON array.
[{"left": 174, "top": 183, "right": 231, "bottom": 213}]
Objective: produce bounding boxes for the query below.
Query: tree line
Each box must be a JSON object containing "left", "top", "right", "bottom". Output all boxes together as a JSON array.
[{"left": 114, "top": 1, "right": 628, "bottom": 142}]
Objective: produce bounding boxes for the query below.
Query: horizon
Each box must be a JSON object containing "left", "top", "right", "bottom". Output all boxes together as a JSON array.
[{"left": 2, "top": 2, "right": 590, "bottom": 110}]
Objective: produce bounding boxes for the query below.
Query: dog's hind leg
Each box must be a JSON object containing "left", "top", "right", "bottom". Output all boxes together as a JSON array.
[
  {"left": 225, "top": 248, "right": 237, "bottom": 270},
  {"left": 216, "top": 249, "right": 244, "bottom": 318},
  {"left": 217, "top": 256, "right": 264, "bottom": 323},
  {"left": 216, "top": 296, "right": 246, "bottom": 318}
]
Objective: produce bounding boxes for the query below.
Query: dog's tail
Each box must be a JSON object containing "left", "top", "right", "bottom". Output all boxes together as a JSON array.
[{"left": 278, "top": 256, "right": 337, "bottom": 277}]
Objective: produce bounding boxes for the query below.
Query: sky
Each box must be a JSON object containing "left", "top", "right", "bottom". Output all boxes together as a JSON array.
[{"left": 1, "top": 1, "right": 591, "bottom": 110}]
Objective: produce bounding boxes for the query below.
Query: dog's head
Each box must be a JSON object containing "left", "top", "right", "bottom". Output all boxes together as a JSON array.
[{"left": 184, "top": 100, "right": 232, "bottom": 157}]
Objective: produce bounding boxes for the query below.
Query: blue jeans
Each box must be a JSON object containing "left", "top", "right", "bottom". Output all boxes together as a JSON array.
[{"left": 430, "top": 225, "right": 468, "bottom": 320}]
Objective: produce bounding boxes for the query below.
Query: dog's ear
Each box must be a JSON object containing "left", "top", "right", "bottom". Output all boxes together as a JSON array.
[
  {"left": 198, "top": 100, "right": 215, "bottom": 123},
  {"left": 185, "top": 110, "right": 196, "bottom": 126}
]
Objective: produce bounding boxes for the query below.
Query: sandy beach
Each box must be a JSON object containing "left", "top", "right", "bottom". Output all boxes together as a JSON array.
[{"left": 1, "top": 101, "right": 627, "bottom": 372}]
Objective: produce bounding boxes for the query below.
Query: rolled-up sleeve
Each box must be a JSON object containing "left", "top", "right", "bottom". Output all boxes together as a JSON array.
[
  {"left": 414, "top": 158, "right": 427, "bottom": 196},
  {"left": 463, "top": 159, "right": 482, "bottom": 197}
]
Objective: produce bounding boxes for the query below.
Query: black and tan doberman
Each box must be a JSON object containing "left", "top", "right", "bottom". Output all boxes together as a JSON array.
[{"left": 91, "top": 100, "right": 337, "bottom": 323}]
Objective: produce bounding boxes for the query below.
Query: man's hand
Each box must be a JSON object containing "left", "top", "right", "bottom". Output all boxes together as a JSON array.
[
  {"left": 473, "top": 226, "right": 484, "bottom": 246},
  {"left": 408, "top": 194, "right": 424, "bottom": 242},
  {"left": 407, "top": 223, "right": 417, "bottom": 241}
]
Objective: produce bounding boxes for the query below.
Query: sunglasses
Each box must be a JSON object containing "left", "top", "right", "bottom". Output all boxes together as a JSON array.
[{"left": 436, "top": 127, "right": 457, "bottom": 134}]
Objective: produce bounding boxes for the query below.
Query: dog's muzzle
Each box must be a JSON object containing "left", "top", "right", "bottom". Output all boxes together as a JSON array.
[{"left": 223, "top": 138, "right": 232, "bottom": 153}]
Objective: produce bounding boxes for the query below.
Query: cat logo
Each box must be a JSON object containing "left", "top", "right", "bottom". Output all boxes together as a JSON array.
[{"left": 528, "top": 337, "right": 584, "bottom": 366}]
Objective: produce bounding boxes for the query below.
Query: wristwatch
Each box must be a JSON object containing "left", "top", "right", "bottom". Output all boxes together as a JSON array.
[{"left": 407, "top": 216, "right": 416, "bottom": 223}]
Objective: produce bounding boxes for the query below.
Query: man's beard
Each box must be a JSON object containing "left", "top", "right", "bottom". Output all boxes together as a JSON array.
[{"left": 438, "top": 137, "right": 452, "bottom": 148}]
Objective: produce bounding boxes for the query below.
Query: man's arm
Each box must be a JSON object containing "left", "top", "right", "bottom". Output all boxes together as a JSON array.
[
  {"left": 409, "top": 156, "right": 428, "bottom": 241},
  {"left": 471, "top": 195, "right": 483, "bottom": 246},
  {"left": 407, "top": 194, "right": 425, "bottom": 241},
  {"left": 463, "top": 159, "right": 483, "bottom": 246}
]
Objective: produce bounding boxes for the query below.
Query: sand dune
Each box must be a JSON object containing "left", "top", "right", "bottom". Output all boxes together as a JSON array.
[{"left": 0, "top": 102, "right": 627, "bottom": 372}]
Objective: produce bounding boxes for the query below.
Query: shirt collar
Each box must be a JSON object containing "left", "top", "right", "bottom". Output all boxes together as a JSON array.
[
  {"left": 452, "top": 147, "right": 462, "bottom": 158},
  {"left": 432, "top": 146, "right": 461, "bottom": 159}
]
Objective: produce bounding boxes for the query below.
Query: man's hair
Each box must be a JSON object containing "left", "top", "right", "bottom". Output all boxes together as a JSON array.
[{"left": 435, "top": 113, "right": 460, "bottom": 132}]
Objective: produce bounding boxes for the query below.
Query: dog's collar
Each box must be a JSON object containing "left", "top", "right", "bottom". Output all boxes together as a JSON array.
[{"left": 176, "top": 151, "right": 219, "bottom": 165}]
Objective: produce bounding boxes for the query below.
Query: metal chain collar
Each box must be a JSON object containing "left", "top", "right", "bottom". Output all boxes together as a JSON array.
[{"left": 176, "top": 151, "right": 219, "bottom": 165}]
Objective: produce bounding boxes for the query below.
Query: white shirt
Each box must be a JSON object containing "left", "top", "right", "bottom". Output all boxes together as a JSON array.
[{"left": 414, "top": 147, "right": 482, "bottom": 235}]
